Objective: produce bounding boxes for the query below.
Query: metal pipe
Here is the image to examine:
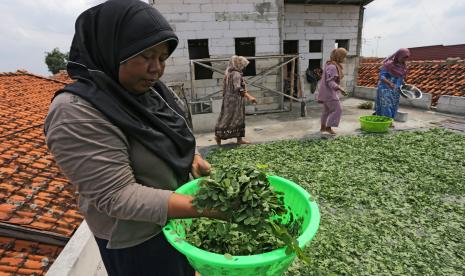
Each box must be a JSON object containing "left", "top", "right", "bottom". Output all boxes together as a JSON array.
[{"left": 189, "top": 61, "right": 195, "bottom": 101}]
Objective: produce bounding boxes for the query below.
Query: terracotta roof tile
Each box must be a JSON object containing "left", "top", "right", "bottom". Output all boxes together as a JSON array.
[
  {"left": 0, "top": 71, "right": 83, "bottom": 236},
  {"left": 357, "top": 60, "right": 465, "bottom": 106},
  {"left": 0, "top": 70, "right": 81, "bottom": 274},
  {"left": 361, "top": 57, "right": 385, "bottom": 64},
  {"left": 50, "top": 70, "right": 73, "bottom": 84},
  {"left": 0, "top": 236, "right": 62, "bottom": 275}
]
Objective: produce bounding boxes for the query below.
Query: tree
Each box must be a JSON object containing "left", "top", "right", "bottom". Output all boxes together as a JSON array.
[{"left": 45, "top": 48, "right": 69, "bottom": 74}]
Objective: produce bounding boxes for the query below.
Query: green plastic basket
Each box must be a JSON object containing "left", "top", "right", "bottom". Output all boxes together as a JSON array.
[
  {"left": 359, "top": 115, "right": 393, "bottom": 133},
  {"left": 163, "top": 175, "right": 320, "bottom": 276}
]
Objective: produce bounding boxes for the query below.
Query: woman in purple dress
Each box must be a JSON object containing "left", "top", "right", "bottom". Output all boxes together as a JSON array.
[{"left": 317, "top": 48, "right": 348, "bottom": 135}]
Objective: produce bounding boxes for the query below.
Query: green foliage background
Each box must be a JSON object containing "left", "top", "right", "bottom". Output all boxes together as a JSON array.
[
  {"left": 206, "top": 129, "right": 465, "bottom": 275},
  {"left": 44, "top": 48, "right": 69, "bottom": 74}
]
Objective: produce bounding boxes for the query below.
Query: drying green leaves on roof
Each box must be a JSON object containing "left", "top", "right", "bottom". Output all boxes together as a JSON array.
[{"left": 206, "top": 129, "right": 465, "bottom": 275}]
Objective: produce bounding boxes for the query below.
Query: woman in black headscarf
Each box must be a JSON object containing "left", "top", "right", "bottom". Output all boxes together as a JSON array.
[{"left": 44, "top": 0, "right": 220, "bottom": 275}]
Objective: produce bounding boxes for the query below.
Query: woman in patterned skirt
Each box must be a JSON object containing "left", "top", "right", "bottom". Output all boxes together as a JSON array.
[
  {"left": 215, "top": 55, "right": 257, "bottom": 145},
  {"left": 375, "top": 48, "right": 410, "bottom": 125}
]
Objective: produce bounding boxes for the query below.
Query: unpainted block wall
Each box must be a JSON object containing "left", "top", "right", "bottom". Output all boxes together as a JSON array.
[
  {"left": 153, "top": 0, "right": 281, "bottom": 106},
  {"left": 151, "top": 1, "right": 362, "bottom": 107},
  {"left": 283, "top": 4, "right": 360, "bottom": 97}
]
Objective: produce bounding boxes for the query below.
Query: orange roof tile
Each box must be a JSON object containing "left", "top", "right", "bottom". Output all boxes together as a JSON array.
[
  {"left": 0, "top": 71, "right": 82, "bottom": 233},
  {"left": 0, "top": 70, "right": 83, "bottom": 274},
  {"left": 357, "top": 60, "right": 465, "bottom": 106},
  {"left": 360, "top": 57, "right": 384, "bottom": 64},
  {"left": 50, "top": 70, "right": 73, "bottom": 84},
  {"left": 0, "top": 236, "right": 62, "bottom": 276},
  {"left": 0, "top": 127, "right": 82, "bottom": 235}
]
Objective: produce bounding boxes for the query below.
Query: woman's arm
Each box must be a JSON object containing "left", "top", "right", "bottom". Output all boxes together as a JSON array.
[
  {"left": 232, "top": 71, "right": 244, "bottom": 95},
  {"left": 325, "top": 64, "right": 345, "bottom": 93},
  {"left": 381, "top": 77, "right": 395, "bottom": 89},
  {"left": 232, "top": 72, "right": 257, "bottom": 103},
  {"left": 167, "top": 193, "right": 224, "bottom": 220},
  {"left": 380, "top": 69, "right": 395, "bottom": 89},
  {"left": 243, "top": 91, "right": 257, "bottom": 104},
  {"left": 45, "top": 95, "right": 223, "bottom": 225}
]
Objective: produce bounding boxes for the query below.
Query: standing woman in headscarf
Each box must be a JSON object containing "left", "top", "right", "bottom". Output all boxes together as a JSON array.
[
  {"left": 375, "top": 48, "right": 410, "bottom": 122},
  {"left": 317, "top": 48, "right": 348, "bottom": 135},
  {"left": 214, "top": 55, "right": 257, "bottom": 145},
  {"left": 44, "top": 1, "right": 223, "bottom": 275}
]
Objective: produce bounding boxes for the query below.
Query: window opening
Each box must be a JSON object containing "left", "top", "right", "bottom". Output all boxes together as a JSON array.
[
  {"left": 235, "top": 37, "right": 256, "bottom": 76},
  {"left": 188, "top": 39, "right": 213, "bottom": 80}
]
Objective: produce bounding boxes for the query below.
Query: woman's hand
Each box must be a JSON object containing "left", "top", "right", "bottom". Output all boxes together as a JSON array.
[
  {"left": 382, "top": 78, "right": 395, "bottom": 89},
  {"left": 245, "top": 92, "right": 257, "bottom": 104},
  {"left": 338, "top": 86, "right": 348, "bottom": 96},
  {"left": 167, "top": 193, "right": 227, "bottom": 220},
  {"left": 249, "top": 96, "right": 257, "bottom": 104},
  {"left": 191, "top": 154, "right": 211, "bottom": 178}
]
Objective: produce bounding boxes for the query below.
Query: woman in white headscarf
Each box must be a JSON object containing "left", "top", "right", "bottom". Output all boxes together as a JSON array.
[{"left": 214, "top": 55, "right": 257, "bottom": 145}]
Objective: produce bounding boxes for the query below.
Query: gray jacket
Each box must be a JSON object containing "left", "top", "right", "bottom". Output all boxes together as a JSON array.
[{"left": 45, "top": 92, "right": 180, "bottom": 249}]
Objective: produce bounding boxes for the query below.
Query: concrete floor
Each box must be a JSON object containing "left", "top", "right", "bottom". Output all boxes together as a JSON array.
[{"left": 195, "top": 97, "right": 465, "bottom": 148}]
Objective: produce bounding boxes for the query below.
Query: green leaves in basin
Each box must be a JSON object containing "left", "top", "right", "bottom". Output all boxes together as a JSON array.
[{"left": 188, "top": 164, "right": 307, "bottom": 260}]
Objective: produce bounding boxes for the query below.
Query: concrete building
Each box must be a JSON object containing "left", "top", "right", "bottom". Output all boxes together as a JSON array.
[{"left": 150, "top": 0, "right": 374, "bottom": 130}]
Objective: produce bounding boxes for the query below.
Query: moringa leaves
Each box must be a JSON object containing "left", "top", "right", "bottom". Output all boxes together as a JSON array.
[
  {"left": 187, "top": 164, "right": 306, "bottom": 259},
  {"left": 206, "top": 128, "right": 465, "bottom": 275}
]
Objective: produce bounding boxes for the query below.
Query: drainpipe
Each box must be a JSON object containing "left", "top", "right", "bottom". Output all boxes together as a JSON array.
[
  {"left": 277, "top": 0, "right": 285, "bottom": 111},
  {"left": 354, "top": 4, "right": 365, "bottom": 92},
  {"left": 277, "top": 0, "right": 284, "bottom": 54},
  {"left": 356, "top": 4, "right": 365, "bottom": 57}
]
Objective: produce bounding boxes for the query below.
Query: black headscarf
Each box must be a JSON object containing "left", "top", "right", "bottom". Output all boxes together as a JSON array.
[{"left": 54, "top": 0, "right": 195, "bottom": 182}]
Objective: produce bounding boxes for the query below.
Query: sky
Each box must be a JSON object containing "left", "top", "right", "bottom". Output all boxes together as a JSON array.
[
  {"left": 362, "top": 0, "right": 465, "bottom": 57},
  {"left": 0, "top": 0, "right": 464, "bottom": 76}
]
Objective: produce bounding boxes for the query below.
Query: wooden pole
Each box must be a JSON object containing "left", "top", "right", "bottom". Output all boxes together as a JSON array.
[
  {"left": 289, "top": 59, "right": 295, "bottom": 111},
  {"left": 189, "top": 61, "right": 195, "bottom": 101},
  {"left": 297, "top": 76, "right": 302, "bottom": 98}
]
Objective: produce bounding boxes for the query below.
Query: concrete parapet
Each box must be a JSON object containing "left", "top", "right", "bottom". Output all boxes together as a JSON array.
[
  {"left": 353, "top": 86, "right": 432, "bottom": 110},
  {"left": 46, "top": 222, "right": 106, "bottom": 276},
  {"left": 399, "top": 93, "right": 432, "bottom": 110},
  {"left": 437, "top": 95, "right": 465, "bottom": 115},
  {"left": 353, "top": 86, "right": 376, "bottom": 100}
]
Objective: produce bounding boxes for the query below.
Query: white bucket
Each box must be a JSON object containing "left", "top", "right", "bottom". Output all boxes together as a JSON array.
[{"left": 395, "top": 111, "right": 408, "bottom": 122}]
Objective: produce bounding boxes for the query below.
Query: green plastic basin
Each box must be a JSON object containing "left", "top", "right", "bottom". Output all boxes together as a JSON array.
[
  {"left": 162, "top": 175, "right": 320, "bottom": 276},
  {"left": 359, "top": 115, "right": 393, "bottom": 133}
]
